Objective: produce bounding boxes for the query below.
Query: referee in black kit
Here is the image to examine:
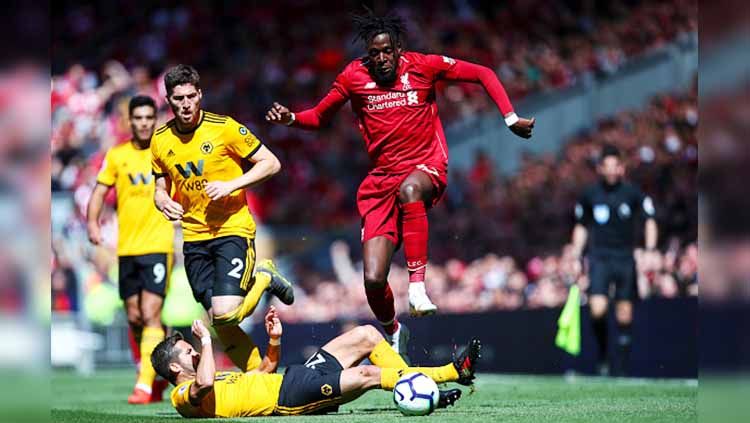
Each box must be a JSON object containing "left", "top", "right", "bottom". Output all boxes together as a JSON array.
[{"left": 571, "top": 144, "right": 657, "bottom": 376}]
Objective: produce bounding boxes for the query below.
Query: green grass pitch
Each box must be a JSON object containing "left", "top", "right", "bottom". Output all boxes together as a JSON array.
[{"left": 52, "top": 369, "right": 696, "bottom": 422}]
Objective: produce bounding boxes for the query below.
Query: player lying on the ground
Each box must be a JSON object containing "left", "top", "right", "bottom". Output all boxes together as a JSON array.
[{"left": 151, "top": 306, "right": 481, "bottom": 417}]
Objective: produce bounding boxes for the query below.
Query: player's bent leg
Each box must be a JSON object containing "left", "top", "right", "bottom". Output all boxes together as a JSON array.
[
  {"left": 399, "top": 170, "right": 437, "bottom": 317},
  {"left": 319, "top": 325, "right": 383, "bottom": 369},
  {"left": 211, "top": 295, "right": 263, "bottom": 371},
  {"left": 363, "top": 237, "right": 409, "bottom": 354}
]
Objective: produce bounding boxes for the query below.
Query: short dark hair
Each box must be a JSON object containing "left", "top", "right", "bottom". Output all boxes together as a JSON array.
[
  {"left": 128, "top": 95, "right": 156, "bottom": 116},
  {"left": 151, "top": 332, "right": 185, "bottom": 385},
  {"left": 351, "top": 6, "right": 407, "bottom": 49},
  {"left": 600, "top": 144, "right": 621, "bottom": 162},
  {"left": 164, "top": 64, "right": 200, "bottom": 95}
]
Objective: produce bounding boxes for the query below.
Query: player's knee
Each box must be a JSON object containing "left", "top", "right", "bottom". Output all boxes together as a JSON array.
[
  {"left": 141, "top": 307, "right": 162, "bottom": 327},
  {"left": 363, "top": 271, "right": 387, "bottom": 289},
  {"left": 355, "top": 325, "right": 382, "bottom": 348},
  {"left": 398, "top": 182, "right": 422, "bottom": 203},
  {"left": 126, "top": 309, "right": 142, "bottom": 327},
  {"left": 590, "top": 297, "right": 608, "bottom": 319},
  {"left": 615, "top": 304, "right": 632, "bottom": 324},
  {"left": 211, "top": 304, "right": 242, "bottom": 326}
]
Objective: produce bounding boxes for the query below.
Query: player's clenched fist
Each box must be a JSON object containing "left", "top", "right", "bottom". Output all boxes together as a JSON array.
[
  {"left": 265, "top": 102, "right": 293, "bottom": 125},
  {"left": 510, "top": 117, "right": 535, "bottom": 139},
  {"left": 264, "top": 306, "right": 283, "bottom": 339}
]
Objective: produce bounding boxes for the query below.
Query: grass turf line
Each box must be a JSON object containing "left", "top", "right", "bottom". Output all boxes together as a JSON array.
[{"left": 52, "top": 369, "right": 696, "bottom": 422}]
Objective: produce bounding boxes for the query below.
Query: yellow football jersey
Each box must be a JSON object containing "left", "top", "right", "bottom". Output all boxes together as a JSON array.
[
  {"left": 171, "top": 371, "right": 283, "bottom": 418},
  {"left": 96, "top": 140, "right": 175, "bottom": 256},
  {"left": 151, "top": 111, "right": 262, "bottom": 242}
]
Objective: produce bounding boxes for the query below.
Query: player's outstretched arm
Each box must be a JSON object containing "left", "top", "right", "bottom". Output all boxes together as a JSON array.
[
  {"left": 190, "top": 319, "right": 216, "bottom": 404},
  {"left": 254, "top": 306, "right": 283, "bottom": 374},
  {"left": 266, "top": 74, "right": 350, "bottom": 130},
  {"left": 436, "top": 57, "right": 535, "bottom": 139},
  {"left": 86, "top": 183, "right": 110, "bottom": 245},
  {"left": 154, "top": 175, "right": 184, "bottom": 221}
]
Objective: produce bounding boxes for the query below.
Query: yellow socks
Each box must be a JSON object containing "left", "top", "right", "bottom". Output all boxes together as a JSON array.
[
  {"left": 379, "top": 364, "right": 459, "bottom": 390},
  {"left": 213, "top": 272, "right": 271, "bottom": 326},
  {"left": 135, "top": 326, "right": 165, "bottom": 391},
  {"left": 215, "top": 325, "right": 262, "bottom": 371},
  {"left": 369, "top": 340, "right": 408, "bottom": 369}
]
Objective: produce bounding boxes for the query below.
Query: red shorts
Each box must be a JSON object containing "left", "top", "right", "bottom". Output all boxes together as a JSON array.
[{"left": 356, "top": 163, "right": 447, "bottom": 246}]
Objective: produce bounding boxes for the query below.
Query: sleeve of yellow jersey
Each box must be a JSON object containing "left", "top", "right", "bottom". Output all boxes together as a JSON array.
[
  {"left": 95, "top": 149, "right": 117, "bottom": 187},
  {"left": 224, "top": 117, "right": 262, "bottom": 160},
  {"left": 171, "top": 381, "right": 199, "bottom": 417},
  {"left": 150, "top": 137, "right": 167, "bottom": 177}
]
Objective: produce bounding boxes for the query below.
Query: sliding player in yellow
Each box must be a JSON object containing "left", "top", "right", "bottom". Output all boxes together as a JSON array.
[
  {"left": 87, "top": 95, "right": 174, "bottom": 404},
  {"left": 151, "top": 306, "right": 480, "bottom": 417},
  {"left": 151, "top": 65, "right": 294, "bottom": 375}
]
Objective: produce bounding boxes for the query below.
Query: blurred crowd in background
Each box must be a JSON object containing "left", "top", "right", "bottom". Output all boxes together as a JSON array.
[{"left": 51, "top": 0, "right": 698, "bottom": 323}]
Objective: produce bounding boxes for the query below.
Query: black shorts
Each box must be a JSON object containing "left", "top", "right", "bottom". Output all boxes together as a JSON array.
[
  {"left": 588, "top": 256, "right": 636, "bottom": 301},
  {"left": 183, "top": 236, "right": 255, "bottom": 310},
  {"left": 275, "top": 348, "right": 344, "bottom": 416},
  {"left": 118, "top": 253, "right": 172, "bottom": 300}
]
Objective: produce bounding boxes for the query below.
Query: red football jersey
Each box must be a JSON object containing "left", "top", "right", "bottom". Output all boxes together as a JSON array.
[{"left": 294, "top": 51, "right": 515, "bottom": 173}]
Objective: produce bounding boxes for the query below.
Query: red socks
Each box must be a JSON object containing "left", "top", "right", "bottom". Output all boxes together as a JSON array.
[
  {"left": 402, "top": 201, "right": 428, "bottom": 283},
  {"left": 365, "top": 283, "right": 399, "bottom": 335}
]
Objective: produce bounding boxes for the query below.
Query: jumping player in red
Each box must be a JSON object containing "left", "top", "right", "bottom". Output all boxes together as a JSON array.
[{"left": 266, "top": 10, "right": 534, "bottom": 356}]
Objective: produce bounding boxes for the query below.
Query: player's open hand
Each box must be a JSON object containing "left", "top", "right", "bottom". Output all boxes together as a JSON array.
[
  {"left": 265, "top": 102, "right": 293, "bottom": 125},
  {"left": 192, "top": 319, "right": 211, "bottom": 341},
  {"left": 265, "top": 306, "right": 283, "bottom": 340},
  {"left": 205, "top": 180, "right": 236, "bottom": 201},
  {"left": 510, "top": 117, "right": 535, "bottom": 139},
  {"left": 158, "top": 198, "right": 184, "bottom": 221}
]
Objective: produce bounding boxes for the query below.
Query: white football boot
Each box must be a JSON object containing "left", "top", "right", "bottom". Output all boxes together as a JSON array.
[
  {"left": 384, "top": 322, "right": 411, "bottom": 364},
  {"left": 408, "top": 282, "right": 438, "bottom": 317}
]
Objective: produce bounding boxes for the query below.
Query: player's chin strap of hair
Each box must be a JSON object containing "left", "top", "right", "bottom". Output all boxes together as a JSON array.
[{"left": 504, "top": 112, "right": 519, "bottom": 127}]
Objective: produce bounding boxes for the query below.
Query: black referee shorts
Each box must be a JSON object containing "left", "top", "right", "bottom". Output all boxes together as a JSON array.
[
  {"left": 588, "top": 256, "right": 637, "bottom": 301},
  {"left": 274, "top": 349, "right": 344, "bottom": 416},
  {"left": 183, "top": 235, "right": 255, "bottom": 310}
]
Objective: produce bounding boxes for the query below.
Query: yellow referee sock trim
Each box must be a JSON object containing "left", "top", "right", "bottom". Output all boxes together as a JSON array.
[
  {"left": 369, "top": 340, "right": 408, "bottom": 369},
  {"left": 212, "top": 272, "right": 272, "bottom": 327},
  {"left": 136, "top": 326, "right": 165, "bottom": 389}
]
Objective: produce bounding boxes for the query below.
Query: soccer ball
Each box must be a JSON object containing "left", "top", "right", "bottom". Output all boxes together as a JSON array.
[{"left": 393, "top": 372, "right": 440, "bottom": 416}]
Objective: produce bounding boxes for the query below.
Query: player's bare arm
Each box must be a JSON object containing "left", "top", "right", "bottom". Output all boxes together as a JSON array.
[
  {"left": 154, "top": 175, "right": 184, "bottom": 220},
  {"left": 189, "top": 319, "right": 215, "bottom": 405},
  {"left": 253, "top": 306, "right": 283, "bottom": 374},
  {"left": 86, "top": 183, "right": 110, "bottom": 245},
  {"left": 204, "top": 145, "right": 281, "bottom": 201}
]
